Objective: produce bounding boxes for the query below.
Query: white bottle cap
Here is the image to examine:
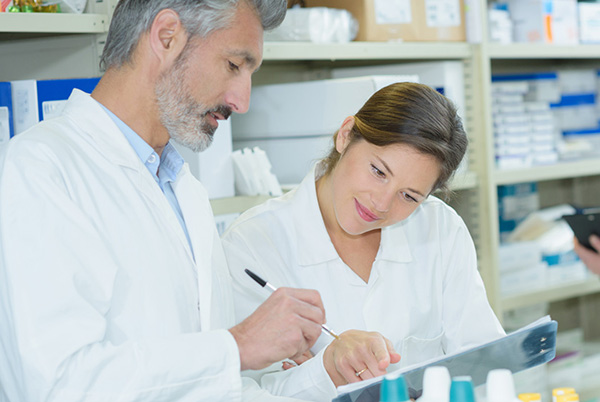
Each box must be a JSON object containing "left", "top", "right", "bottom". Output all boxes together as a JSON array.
[
  {"left": 419, "top": 366, "right": 451, "bottom": 402},
  {"left": 486, "top": 369, "right": 517, "bottom": 402}
]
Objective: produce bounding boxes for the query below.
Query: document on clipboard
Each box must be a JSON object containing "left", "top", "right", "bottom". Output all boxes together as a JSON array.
[{"left": 333, "top": 316, "right": 557, "bottom": 402}]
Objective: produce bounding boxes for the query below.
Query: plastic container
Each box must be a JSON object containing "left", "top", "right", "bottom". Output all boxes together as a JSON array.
[
  {"left": 486, "top": 369, "right": 520, "bottom": 402},
  {"left": 519, "top": 393, "right": 542, "bottom": 402},
  {"left": 379, "top": 373, "right": 409, "bottom": 402},
  {"left": 417, "top": 366, "right": 451, "bottom": 402},
  {"left": 450, "top": 376, "right": 476, "bottom": 402}
]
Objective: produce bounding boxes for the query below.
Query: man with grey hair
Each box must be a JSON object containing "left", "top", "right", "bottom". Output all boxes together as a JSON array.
[{"left": 0, "top": 1, "right": 327, "bottom": 401}]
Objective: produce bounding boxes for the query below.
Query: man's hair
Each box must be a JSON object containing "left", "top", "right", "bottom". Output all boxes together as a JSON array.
[{"left": 100, "top": 0, "right": 286, "bottom": 70}]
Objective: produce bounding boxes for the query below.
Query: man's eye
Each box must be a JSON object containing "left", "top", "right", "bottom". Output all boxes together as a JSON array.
[{"left": 228, "top": 61, "right": 240, "bottom": 71}]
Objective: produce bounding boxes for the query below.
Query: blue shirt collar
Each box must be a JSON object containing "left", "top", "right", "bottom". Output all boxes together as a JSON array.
[{"left": 97, "top": 102, "right": 184, "bottom": 182}]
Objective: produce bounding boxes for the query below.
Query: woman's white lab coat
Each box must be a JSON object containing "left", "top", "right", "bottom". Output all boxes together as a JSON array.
[
  {"left": 0, "top": 90, "right": 295, "bottom": 402},
  {"left": 221, "top": 166, "right": 506, "bottom": 402}
]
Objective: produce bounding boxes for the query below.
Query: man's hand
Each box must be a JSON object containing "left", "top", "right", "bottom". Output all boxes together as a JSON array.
[
  {"left": 574, "top": 235, "right": 600, "bottom": 275},
  {"left": 323, "top": 330, "right": 401, "bottom": 387},
  {"left": 229, "top": 287, "right": 325, "bottom": 371}
]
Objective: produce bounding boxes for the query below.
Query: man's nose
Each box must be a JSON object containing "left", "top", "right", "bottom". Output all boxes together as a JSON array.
[{"left": 225, "top": 75, "right": 252, "bottom": 114}]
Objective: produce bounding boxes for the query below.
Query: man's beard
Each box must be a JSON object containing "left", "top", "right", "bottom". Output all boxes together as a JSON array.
[{"left": 155, "top": 60, "right": 231, "bottom": 153}]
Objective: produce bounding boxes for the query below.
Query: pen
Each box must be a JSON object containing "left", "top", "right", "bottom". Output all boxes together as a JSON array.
[{"left": 244, "top": 268, "right": 340, "bottom": 340}]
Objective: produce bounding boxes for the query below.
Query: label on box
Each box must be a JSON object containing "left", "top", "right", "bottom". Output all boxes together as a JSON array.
[
  {"left": 579, "top": 3, "right": 600, "bottom": 43},
  {"left": 0, "top": 107, "right": 9, "bottom": 144},
  {"left": 425, "top": 0, "right": 461, "bottom": 27},
  {"left": 374, "top": 0, "right": 412, "bottom": 24},
  {"left": 42, "top": 100, "right": 67, "bottom": 121}
]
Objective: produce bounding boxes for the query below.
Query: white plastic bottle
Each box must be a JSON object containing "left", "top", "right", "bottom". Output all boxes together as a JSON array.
[
  {"left": 486, "top": 369, "right": 520, "bottom": 402},
  {"left": 416, "top": 366, "right": 451, "bottom": 402}
]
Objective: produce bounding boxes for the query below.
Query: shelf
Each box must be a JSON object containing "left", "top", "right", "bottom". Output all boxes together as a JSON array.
[
  {"left": 494, "top": 159, "right": 600, "bottom": 185},
  {"left": 263, "top": 41, "right": 472, "bottom": 61},
  {"left": 0, "top": 13, "right": 108, "bottom": 34},
  {"left": 210, "top": 195, "right": 273, "bottom": 216},
  {"left": 502, "top": 276, "right": 600, "bottom": 311},
  {"left": 488, "top": 43, "right": 600, "bottom": 59}
]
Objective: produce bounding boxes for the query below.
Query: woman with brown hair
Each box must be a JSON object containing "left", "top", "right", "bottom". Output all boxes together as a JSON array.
[{"left": 222, "top": 82, "right": 505, "bottom": 401}]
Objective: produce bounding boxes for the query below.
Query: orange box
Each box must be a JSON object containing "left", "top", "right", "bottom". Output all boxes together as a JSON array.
[{"left": 302, "top": 0, "right": 466, "bottom": 42}]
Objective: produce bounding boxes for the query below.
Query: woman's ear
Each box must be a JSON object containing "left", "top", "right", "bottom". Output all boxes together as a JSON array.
[{"left": 335, "top": 116, "right": 355, "bottom": 154}]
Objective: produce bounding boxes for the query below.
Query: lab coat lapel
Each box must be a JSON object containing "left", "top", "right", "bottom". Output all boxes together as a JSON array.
[
  {"left": 64, "top": 90, "right": 174, "bottom": 214},
  {"left": 173, "top": 166, "right": 213, "bottom": 331},
  {"left": 64, "top": 90, "right": 213, "bottom": 328}
]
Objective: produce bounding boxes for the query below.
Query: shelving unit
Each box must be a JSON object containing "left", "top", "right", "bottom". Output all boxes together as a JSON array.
[
  {"left": 503, "top": 276, "right": 600, "bottom": 311},
  {"left": 0, "top": 12, "right": 108, "bottom": 34},
  {"left": 494, "top": 159, "right": 600, "bottom": 185},
  {"left": 263, "top": 41, "right": 472, "bottom": 60},
  {"left": 0, "top": 1, "right": 114, "bottom": 81}
]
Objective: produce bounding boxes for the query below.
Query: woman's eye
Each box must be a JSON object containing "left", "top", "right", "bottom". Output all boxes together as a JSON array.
[
  {"left": 402, "top": 192, "right": 417, "bottom": 203},
  {"left": 228, "top": 61, "right": 240, "bottom": 72},
  {"left": 371, "top": 164, "right": 385, "bottom": 178}
]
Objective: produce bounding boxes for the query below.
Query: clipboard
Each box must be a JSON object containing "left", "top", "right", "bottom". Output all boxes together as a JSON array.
[{"left": 333, "top": 317, "right": 557, "bottom": 402}]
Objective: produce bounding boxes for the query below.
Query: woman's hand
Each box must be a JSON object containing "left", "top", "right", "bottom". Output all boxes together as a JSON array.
[{"left": 323, "top": 330, "right": 401, "bottom": 387}]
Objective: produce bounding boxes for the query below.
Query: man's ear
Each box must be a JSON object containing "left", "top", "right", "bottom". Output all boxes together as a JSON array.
[
  {"left": 335, "top": 116, "right": 355, "bottom": 154},
  {"left": 148, "top": 9, "right": 187, "bottom": 65}
]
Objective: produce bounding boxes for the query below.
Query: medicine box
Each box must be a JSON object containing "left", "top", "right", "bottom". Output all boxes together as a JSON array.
[
  {"left": 0, "top": 82, "right": 13, "bottom": 145},
  {"left": 232, "top": 75, "right": 416, "bottom": 185},
  {"left": 578, "top": 2, "right": 600, "bottom": 44},
  {"left": 507, "top": 0, "right": 579, "bottom": 45},
  {"left": 498, "top": 182, "right": 539, "bottom": 242},
  {"left": 10, "top": 77, "right": 100, "bottom": 135},
  {"left": 302, "top": 0, "right": 466, "bottom": 42},
  {"left": 332, "top": 61, "right": 465, "bottom": 118}
]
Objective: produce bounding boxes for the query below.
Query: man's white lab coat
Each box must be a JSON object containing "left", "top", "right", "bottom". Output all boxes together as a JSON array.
[
  {"left": 222, "top": 167, "right": 506, "bottom": 402},
  {"left": 0, "top": 90, "right": 295, "bottom": 402}
]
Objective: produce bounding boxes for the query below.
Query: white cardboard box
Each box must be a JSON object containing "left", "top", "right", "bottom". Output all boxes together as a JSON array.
[
  {"left": 331, "top": 61, "right": 465, "bottom": 119},
  {"left": 232, "top": 75, "right": 417, "bottom": 185}
]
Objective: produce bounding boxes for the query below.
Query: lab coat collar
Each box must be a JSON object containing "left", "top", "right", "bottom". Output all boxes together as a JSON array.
[
  {"left": 293, "top": 166, "right": 340, "bottom": 266},
  {"left": 62, "top": 89, "right": 148, "bottom": 172},
  {"left": 292, "top": 165, "right": 414, "bottom": 266}
]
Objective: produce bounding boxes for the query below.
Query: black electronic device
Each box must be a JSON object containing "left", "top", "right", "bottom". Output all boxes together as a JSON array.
[{"left": 563, "top": 211, "right": 600, "bottom": 252}]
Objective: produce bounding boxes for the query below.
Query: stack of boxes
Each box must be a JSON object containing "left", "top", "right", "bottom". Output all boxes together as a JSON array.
[
  {"left": 488, "top": 3, "right": 513, "bottom": 44},
  {"left": 554, "top": 69, "right": 600, "bottom": 158},
  {"left": 488, "top": 0, "right": 600, "bottom": 45},
  {"left": 492, "top": 73, "right": 559, "bottom": 170}
]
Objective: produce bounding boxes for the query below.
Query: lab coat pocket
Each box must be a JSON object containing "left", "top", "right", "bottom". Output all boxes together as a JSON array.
[{"left": 399, "top": 331, "right": 445, "bottom": 368}]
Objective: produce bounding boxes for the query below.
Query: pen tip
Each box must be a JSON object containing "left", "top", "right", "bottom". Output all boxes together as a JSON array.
[{"left": 244, "top": 268, "right": 267, "bottom": 287}]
